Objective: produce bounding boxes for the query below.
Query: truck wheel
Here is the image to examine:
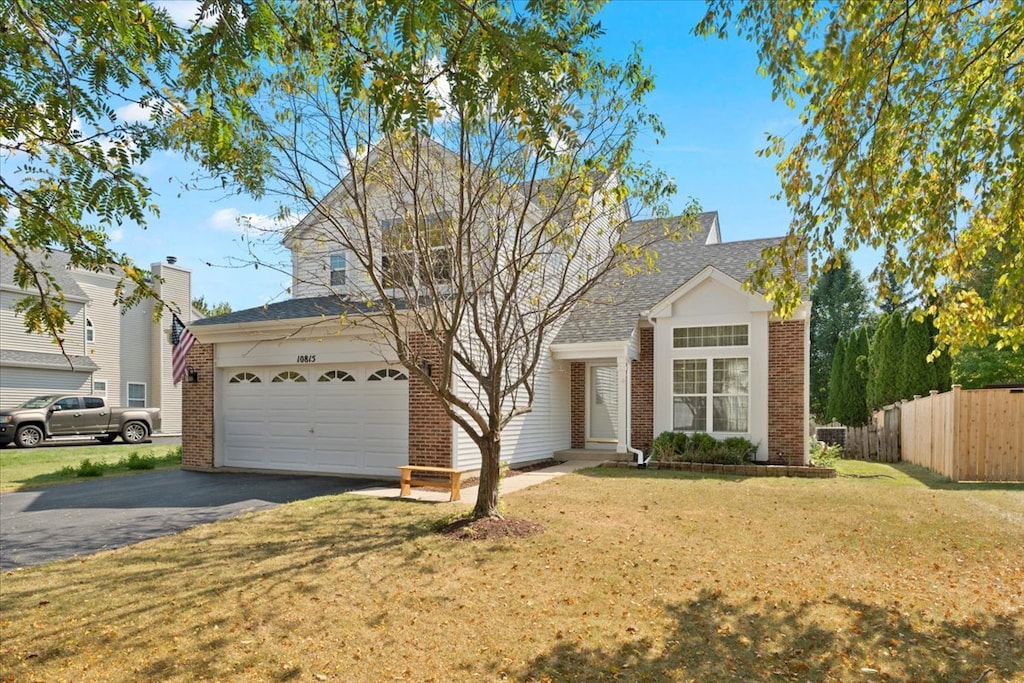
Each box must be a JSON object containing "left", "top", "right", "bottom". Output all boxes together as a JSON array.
[
  {"left": 15, "top": 424, "right": 44, "bottom": 448},
  {"left": 96, "top": 434, "right": 117, "bottom": 444},
  {"left": 121, "top": 421, "right": 148, "bottom": 444}
]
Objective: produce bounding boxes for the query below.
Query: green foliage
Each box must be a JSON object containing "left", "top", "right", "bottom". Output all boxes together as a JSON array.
[
  {"left": 809, "top": 254, "right": 870, "bottom": 419},
  {"left": 650, "top": 431, "right": 757, "bottom": 465},
  {"left": 867, "top": 313, "right": 905, "bottom": 411},
  {"left": 953, "top": 345, "right": 1024, "bottom": 389},
  {"left": 697, "top": 1, "right": 1024, "bottom": 355},
  {"left": 824, "top": 336, "right": 846, "bottom": 423},
  {"left": 122, "top": 452, "right": 157, "bottom": 471},
  {"left": 901, "top": 315, "right": 935, "bottom": 400},
  {"left": 808, "top": 437, "right": 842, "bottom": 468},
  {"left": 193, "top": 297, "right": 233, "bottom": 318},
  {"left": 75, "top": 459, "right": 105, "bottom": 477},
  {"left": 837, "top": 327, "right": 870, "bottom": 427}
]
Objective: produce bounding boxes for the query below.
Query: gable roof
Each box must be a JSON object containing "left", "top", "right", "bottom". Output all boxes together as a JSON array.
[
  {"left": 553, "top": 213, "right": 804, "bottom": 345},
  {"left": 0, "top": 249, "right": 89, "bottom": 301},
  {"left": 190, "top": 294, "right": 409, "bottom": 327}
]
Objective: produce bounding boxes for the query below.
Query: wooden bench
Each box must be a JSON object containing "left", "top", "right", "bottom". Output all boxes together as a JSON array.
[{"left": 398, "top": 465, "right": 465, "bottom": 502}]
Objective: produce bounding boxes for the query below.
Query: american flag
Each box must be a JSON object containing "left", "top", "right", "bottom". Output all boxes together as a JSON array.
[{"left": 171, "top": 313, "right": 196, "bottom": 386}]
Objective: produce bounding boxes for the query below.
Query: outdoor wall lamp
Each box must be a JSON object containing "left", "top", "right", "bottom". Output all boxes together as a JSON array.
[
  {"left": 418, "top": 359, "right": 433, "bottom": 377},
  {"left": 186, "top": 367, "right": 199, "bottom": 384}
]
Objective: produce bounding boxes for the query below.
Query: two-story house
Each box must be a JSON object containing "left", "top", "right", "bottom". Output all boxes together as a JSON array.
[
  {"left": 0, "top": 251, "right": 194, "bottom": 434},
  {"left": 181, "top": 141, "right": 809, "bottom": 477}
]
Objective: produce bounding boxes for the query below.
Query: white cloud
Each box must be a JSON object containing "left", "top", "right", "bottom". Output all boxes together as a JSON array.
[
  {"left": 153, "top": 1, "right": 215, "bottom": 28},
  {"left": 115, "top": 102, "right": 153, "bottom": 124},
  {"left": 207, "top": 208, "right": 296, "bottom": 236},
  {"left": 108, "top": 228, "right": 124, "bottom": 243}
]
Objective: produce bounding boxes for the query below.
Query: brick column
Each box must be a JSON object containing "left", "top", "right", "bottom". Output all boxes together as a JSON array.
[
  {"left": 768, "top": 319, "right": 807, "bottom": 465},
  {"left": 407, "top": 332, "right": 453, "bottom": 467},
  {"left": 570, "top": 362, "right": 585, "bottom": 449},
  {"left": 630, "top": 327, "right": 654, "bottom": 453},
  {"left": 181, "top": 342, "right": 215, "bottom": 470}
]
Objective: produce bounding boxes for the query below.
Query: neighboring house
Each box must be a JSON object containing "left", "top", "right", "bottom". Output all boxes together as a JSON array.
[
  {"left": 182, "top": 164, "right": 809, "bottom": 476},
  {"left": 0, "top": 251, "right": 195, "bottom": 434}
]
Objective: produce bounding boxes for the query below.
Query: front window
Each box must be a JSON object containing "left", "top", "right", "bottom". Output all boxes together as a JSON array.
[
  {"left": 673, "top": 357, "right": 749, "bottom": 433},
  {"left": 127, "top": 382, "right": 146, "bottom": 408},
  {"left": 673, "top": 324, "right": 748, "bottom": 348}
]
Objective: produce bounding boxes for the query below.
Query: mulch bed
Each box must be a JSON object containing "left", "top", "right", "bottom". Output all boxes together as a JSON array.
[{"left": 439, "top": 516, "right": 544, "bottom": 541}]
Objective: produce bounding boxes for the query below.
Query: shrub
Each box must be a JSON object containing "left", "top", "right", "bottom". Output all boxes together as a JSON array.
[
  {"left": 75, "top": 458, "right": 105, "bottom": 477},
  {"left": 809, "top": 437, "right": 842, "bottom": 468},
  {"left": 121, "top": 452, "right": 157, "bottom": 470},
  {"left": 650, "top": 431, "right": 758, "bottom": 465}
]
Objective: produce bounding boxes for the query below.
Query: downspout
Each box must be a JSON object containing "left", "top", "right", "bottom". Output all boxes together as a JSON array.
[{"left": 626, "top": 318, "right": 650, "bottom": 468}]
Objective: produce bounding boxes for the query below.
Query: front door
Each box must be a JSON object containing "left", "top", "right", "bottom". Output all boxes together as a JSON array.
[{"left": 588, "top": 364, "right": 618, "bottom": 444}]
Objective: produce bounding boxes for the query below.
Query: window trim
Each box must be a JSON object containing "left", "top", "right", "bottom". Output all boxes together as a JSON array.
[
  {"left": 92, "top": 379, "right": 107, "bottom": 398},
  {"left": 86, "top": 317, "right": 95, "bottom": 344},
  {"left": 329, "top": 252, "right": 347, "bottom": 287},
  {"left": 380, "top": 214, "right": 453, "bottom": 289},
  {"left": 672, "top": 324, "right": 749, "bottom": 349},
  {"left": 671, "top": 356, "right": 750, "bottom": 434},
  {"left": 126, "top": 382, "right": 147, "bottom": 408}
]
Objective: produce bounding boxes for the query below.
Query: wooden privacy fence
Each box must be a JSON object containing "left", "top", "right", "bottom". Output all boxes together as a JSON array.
[
  {"left": 901, "top": 386, "right": 1024, "bottom": 482},
  {"left": 840, "top": 405, "right": 901, "bottom": 462}
]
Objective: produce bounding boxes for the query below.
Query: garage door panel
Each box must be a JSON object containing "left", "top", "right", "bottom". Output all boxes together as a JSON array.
[{"left": 222, "top": 363, "right": 410, "bottom": 476}]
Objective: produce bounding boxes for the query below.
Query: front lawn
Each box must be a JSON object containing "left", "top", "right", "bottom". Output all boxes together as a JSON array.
[
  {"left": 1, "top": 462, "right": 1021, "bottom": 682},
  {"left": 0, "top": 443, "right": 181, "bottom": 492}
]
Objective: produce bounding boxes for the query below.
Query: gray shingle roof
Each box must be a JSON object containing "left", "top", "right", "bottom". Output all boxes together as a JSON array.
[
  {"left": 0, "top": 250, "right": 89, "bottom": 300},
  {"left": 190, "top": 295, "right": 403, "bottom": 327},
  {"left": 554, "top": 213, "right": 805, "bottom": 345},
  {"left": 0, "top": 349, "right": 99, "bottom": 372}
]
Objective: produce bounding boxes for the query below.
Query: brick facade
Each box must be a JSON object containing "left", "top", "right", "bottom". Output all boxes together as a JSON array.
[
  {"left": 407, "top": 332, "right": 453, "bottom": 467},
  {"left": 570, "top": 362, "right": 585, "bottom": 449},
  {"left": 630, "top": 327, "right": 655, "bottom": 453},
  {"left": 181, "top": 342, "right": 215, "bottom": 470},
  {"left": 768, "top": 319, "right": 807, "bottom": 465}
]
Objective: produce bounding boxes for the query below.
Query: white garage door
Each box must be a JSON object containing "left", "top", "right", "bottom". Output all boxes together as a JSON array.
[{"left": 221, "top": 364, "right": 409, "bottom": 477}]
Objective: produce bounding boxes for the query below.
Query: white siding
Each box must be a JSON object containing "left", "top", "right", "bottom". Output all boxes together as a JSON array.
[
  {"left": 76, "top": 273, "right": 124, "bottom": 406},
  {"left": 0, "top": 290, "right": 87, "bottom": 354},
  {"left": 0, "top": 367, "right": 90, "bottom": 408}
]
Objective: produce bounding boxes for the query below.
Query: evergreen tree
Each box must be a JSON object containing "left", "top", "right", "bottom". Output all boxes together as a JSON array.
[
  {"left": 901, "top": 315, "right": 935, "bottom": 399},
  {"left": 868, "top": 313, "right": 906, "bottom": 410},
  {"left": 809, "top": 255, "right": 869, "bottom": 420},
  {"left": 839, "top": 328, "right": 870, "bottom": 426},
  {"left": 824, "top": 336, "right": 847, "bottom": 423}
]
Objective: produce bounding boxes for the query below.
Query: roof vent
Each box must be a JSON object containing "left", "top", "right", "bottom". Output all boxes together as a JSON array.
[{"left": 166, "top": 256, "right": 177, "bottom": 265}]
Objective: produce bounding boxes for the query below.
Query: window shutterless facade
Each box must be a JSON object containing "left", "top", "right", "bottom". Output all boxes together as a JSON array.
[
  {"left": 127, "top": 382, "right": 146, "bottom": 408},
  {"left": 381, "top": 215, "right": 453, "bottom": 288},
  {"left": 672, "top": 357, "right": 749, "bottom": 433},
  {"left": 329, "top": 253, "right": 346, "bottom": 286}
]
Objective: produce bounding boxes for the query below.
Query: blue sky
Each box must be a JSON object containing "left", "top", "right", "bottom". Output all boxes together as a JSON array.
[{"left": 120, "top": 1, "right": 869, "bottom": 313}]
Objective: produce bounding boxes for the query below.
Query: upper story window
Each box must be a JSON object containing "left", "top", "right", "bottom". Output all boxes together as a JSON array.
[
  {"left": 329, "top": 253, "right": 346, "bottom": 286},
  {"left": 673, "top": 324, "right": 748, "bottom": 348},
  {"left": 381, "top": 215, "right": 453, "bottom": 288},
  {"left": 86, "top": 318, "right": 94, "bottom": 343}
]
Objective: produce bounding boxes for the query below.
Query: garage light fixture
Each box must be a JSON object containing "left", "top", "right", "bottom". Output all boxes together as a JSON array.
[
  {"left": 186, "top": 366, "right": 199, "bottom": 383},
  {"left": 418, "top": 359, "right": 432, "bottom": 377}
]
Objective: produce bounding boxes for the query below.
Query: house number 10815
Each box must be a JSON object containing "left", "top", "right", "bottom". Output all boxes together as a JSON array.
[{"left": 296, "top": 355, "right": 316, "bottom": 363}]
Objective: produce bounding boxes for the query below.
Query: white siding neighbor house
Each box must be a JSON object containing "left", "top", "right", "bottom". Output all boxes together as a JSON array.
[
  {"left": 182, "top": 143, "right": 809, "bottom": 478},
  {"left": 0, "top": 252, "right": 194, "bottom": 434}
]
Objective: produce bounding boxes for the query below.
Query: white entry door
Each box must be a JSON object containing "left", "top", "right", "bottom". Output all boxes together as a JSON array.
[{"left": 588, "top": 364, "right": 618, "bottom": 443}]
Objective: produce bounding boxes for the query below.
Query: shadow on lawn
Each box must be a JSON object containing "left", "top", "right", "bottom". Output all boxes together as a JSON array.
[
  {"left": 511, "top": 588, "right": 1023, "bottom": 682},
  {"left": 890, "top": 462, "right": 1024, "bottom": 491}
]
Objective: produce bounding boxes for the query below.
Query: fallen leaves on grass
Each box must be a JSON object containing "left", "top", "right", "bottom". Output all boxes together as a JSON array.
[{"left": 439, "top": 516, "right": 543, "bottom": 540}]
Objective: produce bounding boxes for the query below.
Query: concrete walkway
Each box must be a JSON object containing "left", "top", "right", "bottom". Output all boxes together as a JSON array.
[{"left": 352, "top": 460, "right": 597, "bottom": 503}]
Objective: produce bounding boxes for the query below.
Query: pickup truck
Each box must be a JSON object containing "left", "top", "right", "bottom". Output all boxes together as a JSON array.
[{"left": 0, "top": 395, "right": 161, "bottom": 448}]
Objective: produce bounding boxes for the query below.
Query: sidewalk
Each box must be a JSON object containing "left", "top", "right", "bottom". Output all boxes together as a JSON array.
[{"left": 351, "top": 460, "right": 596, "bottom": 504}]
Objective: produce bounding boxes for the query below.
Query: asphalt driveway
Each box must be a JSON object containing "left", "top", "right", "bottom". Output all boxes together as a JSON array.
[{"left": 0, "top": 470, "right": 376, "bottom": 570}]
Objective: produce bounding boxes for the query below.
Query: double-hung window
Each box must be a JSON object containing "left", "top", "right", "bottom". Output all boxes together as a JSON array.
[
  {"left": 127, "top": 382, "right": 146, "bottom": 408},
  {"left": 381, "top": 215, "right": 452, "bottom": 288},
  {"left": 329, "top": 253, "right": 346, "bottom": 286},
  {"left": 671, "top": 324, "right": 750, "bottom": 434}
]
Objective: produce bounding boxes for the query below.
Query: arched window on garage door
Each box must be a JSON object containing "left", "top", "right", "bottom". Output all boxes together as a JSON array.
[
  {"left": 318, "top": 370, "right": 356, "bottom": 382},
  {"left": 368, "top": 368, "right": 408, "bottom": 381},
  {"left": 229, "top": 372, "right": 262, "bottom": 383},
  {"left": 272, "top": 370, "right": 307, "bottom": 383}
]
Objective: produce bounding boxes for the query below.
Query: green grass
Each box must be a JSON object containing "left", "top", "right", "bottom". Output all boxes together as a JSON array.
[
  {"left": 0, "top": 443, "right": 181, "bottom": 491},
  {"left": 1, "top": 461, "right": 1021, "bottom": 682}
]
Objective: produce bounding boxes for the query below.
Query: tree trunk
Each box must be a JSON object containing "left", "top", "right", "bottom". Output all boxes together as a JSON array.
[{"left": 472, "top": 434, "right": 502, "bottom": 519}]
